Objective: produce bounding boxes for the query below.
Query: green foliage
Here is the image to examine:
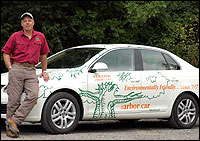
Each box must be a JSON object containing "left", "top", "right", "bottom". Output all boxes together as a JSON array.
[
  {"left": 123, "top": 1, "right": 199, "bottom": 67},
  {"left": 1, "top": 1, "right": 199, "bottom": 73}
]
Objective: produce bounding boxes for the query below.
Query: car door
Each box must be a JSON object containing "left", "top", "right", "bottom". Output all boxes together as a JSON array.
[
  {"left": 139, "top": 49, "right": 181, "bottom": 112},
  {"left": 86, "top": 48, "right": 142, "bottom": 119}
]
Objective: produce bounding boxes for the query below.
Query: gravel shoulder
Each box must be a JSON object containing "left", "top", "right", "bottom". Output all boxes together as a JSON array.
[{"left": 1, "top": 118, "right": 199, "bottom": 140}]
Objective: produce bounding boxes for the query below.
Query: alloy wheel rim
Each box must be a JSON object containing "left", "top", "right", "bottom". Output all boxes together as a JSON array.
[
  {"left": 51, "top": 98, "right": 76, "bottom": 129},
  {"left": 177, "top": 98, "right": 196, "bottom": 125}
]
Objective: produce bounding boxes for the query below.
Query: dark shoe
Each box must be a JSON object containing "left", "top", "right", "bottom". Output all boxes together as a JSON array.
[
  {"left": 6, "top": 129, "right": 19, "bottom": 138},
  {"left": 5, "top": 118, "right": 19, "bottom": 135}
]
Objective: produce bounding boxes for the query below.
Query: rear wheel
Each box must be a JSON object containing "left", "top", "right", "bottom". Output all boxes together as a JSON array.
[
  {"left": 41, "top": 92, "right": 80, "bottom": 134},
  {"left": 169, "top": 94, "right": 199, "bottom": 129}
]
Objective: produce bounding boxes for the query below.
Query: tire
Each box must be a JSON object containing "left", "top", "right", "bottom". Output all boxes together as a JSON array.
[
  {"left": 41, "top": 92, "right": 80, "bottom": 134},
  {"left": 119, "top": 119, "right": 139, "bottom": 123},
  {"left": 1, "top": 119, "right": 6, "bottom": 126},
  {"left": 169, "top": 93, "right": 199, "bottom": 129}
]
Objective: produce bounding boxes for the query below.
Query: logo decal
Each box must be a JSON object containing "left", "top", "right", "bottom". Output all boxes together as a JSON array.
[{"left": 35, "top": 37, "right": 40, "bottom": 42}]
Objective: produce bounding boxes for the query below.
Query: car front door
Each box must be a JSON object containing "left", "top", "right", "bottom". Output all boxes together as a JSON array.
[{"left": 85, "top": 48, "right": 142, "bottom": 119}]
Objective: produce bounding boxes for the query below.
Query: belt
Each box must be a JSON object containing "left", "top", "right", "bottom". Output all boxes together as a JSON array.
[{"left": 13, "top": 61, "right": 35, "bottom": 68}]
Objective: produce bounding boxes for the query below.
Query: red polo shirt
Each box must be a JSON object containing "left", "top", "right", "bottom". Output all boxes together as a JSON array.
[{"left": 2, "top": 30, "right": 50, "bottom": 65}]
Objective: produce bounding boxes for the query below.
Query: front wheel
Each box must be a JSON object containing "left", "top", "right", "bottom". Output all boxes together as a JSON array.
[
  {"left": 169, "top": 94, "right": 199, "bottom": 129},
  {"left": 41, "top": 92, "right": 80, "bottom": 134}
]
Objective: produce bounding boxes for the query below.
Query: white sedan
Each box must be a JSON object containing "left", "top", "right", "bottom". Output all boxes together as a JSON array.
[{"left": 1, "top": 44, "right": 199, "bottom": 134}]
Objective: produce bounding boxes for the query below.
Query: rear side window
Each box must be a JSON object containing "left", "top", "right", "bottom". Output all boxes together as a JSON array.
[
  {"left": 141, "top": 49, "right": 169, "bottom": 70},
  {"left": 163, "top": 54, "right": 180, "bottom": 70}
]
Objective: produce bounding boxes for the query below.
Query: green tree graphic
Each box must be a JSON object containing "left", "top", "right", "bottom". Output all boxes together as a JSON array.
[
  {"left": 79, "top": 72, "right": 171, "bottom": 119},
  {"left": 79, "top": 82, "right": 143, "bottom": 119}
]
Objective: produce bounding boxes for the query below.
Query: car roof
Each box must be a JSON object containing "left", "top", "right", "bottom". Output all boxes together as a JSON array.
[
  {"left": 71, "top": 44, "right": 168, "bottom": 53},
  {"left": 36, "top": 44, "right": 198, "bottom": 70},
  {"left": 72, "top": 44, "right": 150, "bottom": 49}
]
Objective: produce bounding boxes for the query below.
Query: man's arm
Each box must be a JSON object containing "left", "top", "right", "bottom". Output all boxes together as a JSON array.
[
  {"left": 40, "top": 54, "right": 48, "bottom": 72},
  {"left": 40, "top": 54, "right": 49, "bottom": 82},
  {"left": 3, "top": 53, "right": 12, "bottom": 70}
]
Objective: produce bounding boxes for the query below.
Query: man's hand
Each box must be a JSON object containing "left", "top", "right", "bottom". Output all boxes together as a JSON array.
[
  {"left": 40, "top": 54, "right": 49, "bottom": 82},
  {"left": 40, "top": 72, "right": 50, "bottom": 82}
]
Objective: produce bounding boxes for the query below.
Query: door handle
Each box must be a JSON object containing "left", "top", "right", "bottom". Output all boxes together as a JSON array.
[
  {"left": 171, "top": 79, "right": 179, "bottom": 82},
  {"left": 171, "top": 77, "right": 179, "bottom": 82},
  {"left": 131, "top": 79, "right": 140, "bottom": 82}
]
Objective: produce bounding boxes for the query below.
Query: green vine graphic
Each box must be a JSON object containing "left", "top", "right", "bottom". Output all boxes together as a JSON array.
[
  {"left": 50, "top": 73, "right": 63, "bottom": 80},
  {"left": 117, "top": 72, "right": 133, "bottom": 82},
  {"left": 146, "top": 75, "right": 157, "bottom": 83},
  {"left": 66, "top": 65, "right": 86, "bottom": 78},
  {"left": 38, "top": 73, "right": 63, "bottom": 98},
  {"left": 38, "top": 85, "right": 53, "bottom": 98},
  {"left": 144, "top": 72, "right": 170, "bottom": 100}
]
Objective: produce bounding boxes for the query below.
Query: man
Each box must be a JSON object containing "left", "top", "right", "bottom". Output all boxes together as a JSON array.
[{"left": 2, "top": 12, "right": 50, "bottom": 138}]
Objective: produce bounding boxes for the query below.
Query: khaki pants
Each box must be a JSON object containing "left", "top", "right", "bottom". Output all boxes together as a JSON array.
[{"left": 6, "top": 64, "right": 39, "bottom": 125}]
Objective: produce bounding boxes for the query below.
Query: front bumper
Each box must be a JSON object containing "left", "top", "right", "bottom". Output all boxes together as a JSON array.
[
  {"left": 1, "top": 104, "right": 7, "bottom": 114},
  {"left": 1, "top": 85, "right": 8, "bottom": 119}
]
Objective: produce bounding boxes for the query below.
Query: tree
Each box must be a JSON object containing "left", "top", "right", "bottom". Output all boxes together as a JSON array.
[
  {"left": 1, "top": 1, "right": 199, "bottom": 73},
  {"left": 124, "top": 1, "right": 199, "bottom": 67}
]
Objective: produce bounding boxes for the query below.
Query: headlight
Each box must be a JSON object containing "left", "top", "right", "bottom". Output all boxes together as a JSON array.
[
  {"left": 1, "top": 85, "right": 7, "bottom": 93},
  {"left": 1, "top": 85, "right": 5, "bottom": 89}
]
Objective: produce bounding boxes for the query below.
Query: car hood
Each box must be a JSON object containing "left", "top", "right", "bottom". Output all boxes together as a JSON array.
[
  {"left": 1, "top": 70, "right": 44, "bottom": 85},
  {"left": 1, "top": 72, "right": 9, "bottom": 85},
  {"left": 1, "top": 66, "right": 87, "bottom": 86}
]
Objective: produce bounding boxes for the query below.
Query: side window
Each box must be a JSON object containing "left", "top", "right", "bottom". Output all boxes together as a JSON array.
[
  {"left": 163, "top": 54, "right": 180, "bottom": 70},
  {"left": 141, "top": 49, "right": 169, "bottom": 70},
  {"left": 96, "top": 49, "right": 135, "bottom": 71}
]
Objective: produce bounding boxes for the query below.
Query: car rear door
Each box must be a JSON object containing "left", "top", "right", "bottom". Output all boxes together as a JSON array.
[{"left": 139, "top": 49, "right": 181, "bottom": 113}]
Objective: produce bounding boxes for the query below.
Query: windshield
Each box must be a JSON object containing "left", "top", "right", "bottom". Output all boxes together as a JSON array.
[{"left": 36, "top": 48, "right": 104, "bottom": 69}]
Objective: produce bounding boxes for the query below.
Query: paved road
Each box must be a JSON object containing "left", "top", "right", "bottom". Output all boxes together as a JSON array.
[{"left": 1, "top": 118, "right": 199, "bottom": 140}]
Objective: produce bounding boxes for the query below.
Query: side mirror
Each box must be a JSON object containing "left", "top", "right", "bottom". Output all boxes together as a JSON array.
[{"left": 89, "top": 62, "right": 108, "bottom": 73}]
